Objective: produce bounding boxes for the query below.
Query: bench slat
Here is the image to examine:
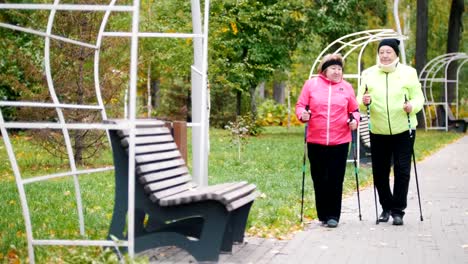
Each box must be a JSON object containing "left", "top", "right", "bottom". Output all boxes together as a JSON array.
[
  {"left": 149, "top": 183, "right": 194, "bottom": 202},
  {"left": 121, "top": 135, "right": 174, "bottom": 147},
  {"left": 136, "top": 150, "right": 181, "bottom": 164},
  {"left": 219, "top": 184, "right": 257, "bottom": 204},
  {"left": 139, "top": 167, "right": 189, "bottom": 184},
  {"left": 133, "top": 142, "right": 178, "bottom": 155},
  {"left": 144, "top": 174, "right": 192, "bottom": 193},
  {"left": 158, "top": 182, "right": 236, "bottom": 206},
  {"left": 226, "top": 191, "right": 259, "bottom": 212},
  {"left": 212, "top": 181, "right": 248, "bottom": 196},
  {"left": 158, "top": 182, "right": 255, "bottom": 207},
  {"left": 118, "top": 126, "right": 170, "bottom": 137},
  {"left": 136, "top": 158, "right": 185, "bottom": 175}
]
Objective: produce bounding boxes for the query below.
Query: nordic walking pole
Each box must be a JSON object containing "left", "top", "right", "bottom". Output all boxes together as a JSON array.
[
  {"left": 349, "top": 112, "right": 362, "bottom": 220},
  {"left": 365, "top": 85, "right": 379, "bottom": 225},
  {"left": 404, "top": 95, "right": 424, "bottom": 221},
  {"left": 300, "top": 105, "right": 310, "bottom": 223}
]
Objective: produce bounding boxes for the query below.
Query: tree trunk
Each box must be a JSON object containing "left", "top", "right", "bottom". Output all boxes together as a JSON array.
[
  {"left": 446, "top": 0, "right": 464, "bottom": 104},
  {"left": 273, "top": 81, "right": 286, "bottom": 104},
  {"left": 415, "top": 0, "right": 428, "bottom": 76},
  {"left": 151, "top": 78, "right": 160, "bottom": 109},
  {"left": 236, "top": 90, "right": 241, "bottom": 116},
  {"left": 147, "top": 64, "right": 152, "bottom": 117},
  {"left": 249, "top": 84, "right": 257, "bottom": 120},
  {"left": 257, "top": 82, "right": 265, "bottom": 99},
  {"left": 74, "top": 131, "right": 84, "bottom": 165},
  {"left": 415, "top": 0, "right": 428, "bottom": 128}
]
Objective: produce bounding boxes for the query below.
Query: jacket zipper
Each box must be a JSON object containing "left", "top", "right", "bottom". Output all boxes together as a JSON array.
[
  {"left": 326, "top": 83, "right": 332, "bottom": 145},
  {"left": 385, "top": 73, "right": 392, "bottom": 135}
]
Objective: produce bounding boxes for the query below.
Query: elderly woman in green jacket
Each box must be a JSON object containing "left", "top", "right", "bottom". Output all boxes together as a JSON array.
[{"left": 357, "top": 38, "right": 424, "bottom": 226}]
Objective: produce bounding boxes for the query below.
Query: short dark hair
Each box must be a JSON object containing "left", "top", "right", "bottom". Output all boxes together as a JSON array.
[{"left": 318, "top": 54, "right": 344, "bottom": 74}]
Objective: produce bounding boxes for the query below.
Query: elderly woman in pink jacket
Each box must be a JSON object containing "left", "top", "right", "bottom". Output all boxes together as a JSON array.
[{"left": 296, "top": 53, "right": 360, "bottom": 228}]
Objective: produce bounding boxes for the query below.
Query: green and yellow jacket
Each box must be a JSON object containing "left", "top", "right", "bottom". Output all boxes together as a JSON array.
[{"left": 357, "top": 63, "right": 425, "bottom": 135}]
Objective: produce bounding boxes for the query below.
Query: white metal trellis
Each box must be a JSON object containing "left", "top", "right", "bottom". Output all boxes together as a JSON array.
[
  {"left": 308, "top": 29, "right": 406, "bottom": 167},
  {"left": 0, "top": 1, "right": 210, "bottom": 262},
  {"left": 419, "top": 52, "right": 468, "bottom": 131}
]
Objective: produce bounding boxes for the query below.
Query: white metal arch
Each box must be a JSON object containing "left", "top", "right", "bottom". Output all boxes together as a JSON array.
[
  {"left": 308, "top": 29, "right": 405, "bottom": 80},
  {"left": 418, "top": 52, "right": 468, "bottom": 131},
  {"left": 307, "top": 29, "right": 406, "bottom": 166},
  {"left": 0, "top": 1, "right": 210, "bottom": 262}
]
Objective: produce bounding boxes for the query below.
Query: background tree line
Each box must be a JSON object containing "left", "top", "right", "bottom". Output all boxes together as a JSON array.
[{"left": 0, "top": 0, "right": 466, "bottom": 163}]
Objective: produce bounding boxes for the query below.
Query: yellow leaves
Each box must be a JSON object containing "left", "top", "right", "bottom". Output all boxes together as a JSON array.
[
  {"left": 230, "top": 22, "right": 238, "bottom": 35},
  {"left": 8, "top": 200, "right": 16, "bottom": 205},
  {"left": 88, "top": 205, "right": 103, "bottom": 214},
  {"left": 290, "top": 10, "right": 304, "bottom": 21},
  {"left": 7, "top": 248, "right": 20, "bottom": 264},
  {"left": 106, "top": 213, "right": 113, "bottom": 220},
  {"left": 246, "top": 222, "right": 300, "bottom": 240},
  {"left": 15, "top": 230, "right": 24, "bottom": 239},
  {"left": 64, "top": 190, "right": 71, "bottom": 196}
]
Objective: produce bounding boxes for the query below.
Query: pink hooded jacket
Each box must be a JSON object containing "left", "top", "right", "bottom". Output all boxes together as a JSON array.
[{"left": 296, "top": 74, "right": 360, "bottom": 146}]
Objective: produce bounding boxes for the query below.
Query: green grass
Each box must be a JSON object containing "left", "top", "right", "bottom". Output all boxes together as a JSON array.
[{"left": 0, "top": 127, "right": 464, "bottom": 262}]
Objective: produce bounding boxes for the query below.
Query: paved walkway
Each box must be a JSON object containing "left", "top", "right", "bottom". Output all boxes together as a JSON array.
[{"left": 143, "top": 135, "right": 468, "bottom": 264}]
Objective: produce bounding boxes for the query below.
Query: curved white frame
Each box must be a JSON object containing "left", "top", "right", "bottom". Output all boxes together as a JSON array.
[
  {"left": 0, "top": 1, "right": 210, "bottom": 262},
  {"left": 308, "top": 29, "right": 406, "bottom": 166},
  {"left": 419, "top": 52, "right": 467, "bottom": 131}
]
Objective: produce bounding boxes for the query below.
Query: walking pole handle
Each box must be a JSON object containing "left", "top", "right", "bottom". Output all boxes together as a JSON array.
[{"left": 404, "top": 95, "right": 412, "bottom": 138}]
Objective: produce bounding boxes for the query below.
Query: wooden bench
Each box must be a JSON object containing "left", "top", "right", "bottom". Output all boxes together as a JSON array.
[
  {"left": 437, "top": 105, "right": 467, "bottom": 133},
  {"left": 105, "top": 119, "right": 259, "bottom": 262},
  {"left": 358, "top": 114, "right": 371, "bottom": 163}
]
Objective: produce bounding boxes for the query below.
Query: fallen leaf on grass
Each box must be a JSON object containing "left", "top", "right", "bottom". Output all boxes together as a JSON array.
[{"left": 7, "top": 249, "right": 20, "bottom": 264}]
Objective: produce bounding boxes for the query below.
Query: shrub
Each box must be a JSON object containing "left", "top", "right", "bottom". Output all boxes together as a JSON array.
[{"left": 257, "top": 99, "right": 301, "bottom": 127}]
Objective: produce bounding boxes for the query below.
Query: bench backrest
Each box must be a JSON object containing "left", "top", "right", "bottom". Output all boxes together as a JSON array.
[
  {"left": 359, "top": 114, "right": 371, "bottom": 149},
  {"left": 115, "top": 121, "right": 194, "bottom": 204}
]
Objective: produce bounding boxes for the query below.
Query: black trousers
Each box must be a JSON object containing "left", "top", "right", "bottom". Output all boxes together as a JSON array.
[
  {"left": 370, "top": 130, "right": 415, "bottom": 217},
  {"left": 307, "top": 142, "right": 349, "bottom": 222}
]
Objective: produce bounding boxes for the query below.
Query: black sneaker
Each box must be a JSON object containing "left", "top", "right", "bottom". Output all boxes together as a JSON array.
[
  {"left": 392, "top": 215, "right": 404, "bottom": 225},
  {"left": 378, "top": 210, "right": 390, "bottom": 222},
  {"left": 326, "top": 219, "right": 338, "bottom": 228}
]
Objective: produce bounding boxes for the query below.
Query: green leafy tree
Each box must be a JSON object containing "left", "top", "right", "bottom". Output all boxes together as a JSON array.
[
  {"left": 138, "top": 0, "right": 194, "bottom": 121},
  {"left": 209, "top": 0, "right": 309, "bottom": 121},
  {"left": 306, "top": 0, "right": 387, "bottom": 50},
  {"left": 0, "top": 4, "right": 127, "bottom": 164}
]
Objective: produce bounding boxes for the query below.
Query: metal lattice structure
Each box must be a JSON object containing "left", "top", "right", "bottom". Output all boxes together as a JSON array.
[
  {"left": 0, "top": 1, "right": 210, "bottom": 262},
  {"left": 419, "top": 52, "right": 468, "bottom": 131},
  {"left": 308, "top": 29, "right": 406, "bottom": 166}
]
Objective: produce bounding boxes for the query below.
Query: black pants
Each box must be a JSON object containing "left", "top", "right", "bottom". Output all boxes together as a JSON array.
[
  {"left": 307, "top": 142, "right": 349, "bottom": 222},
  {"left": 370, "top": 130, "right": 415, "bottom": 217}
]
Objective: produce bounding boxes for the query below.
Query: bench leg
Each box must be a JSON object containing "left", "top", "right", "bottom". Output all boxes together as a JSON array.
[
  {"left": 190, "top": 211, "right": 231, "bottom": 262},
  {"left": 133, "top": 208, "right": 230, "bottom": 262},
  {"left": 230, "top": 202, "right": 254, "bottom": 243}
]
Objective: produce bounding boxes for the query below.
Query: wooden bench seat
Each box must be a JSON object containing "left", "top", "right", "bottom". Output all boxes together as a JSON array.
[{"left": 105, "top": 119, "right": 259, "bottom": 262}]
